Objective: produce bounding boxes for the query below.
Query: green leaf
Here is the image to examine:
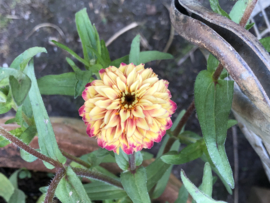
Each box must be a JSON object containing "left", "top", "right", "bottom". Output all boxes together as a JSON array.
[
  {"left": 115, "top": 148, "right": 129, "bottom": 171},
  {"left": 52, "top": 40, "right": 90, "bottom": 67},
  {"left": 174, "top": 185, "right": 189, "bottom": 203},
  {"left": 201, "top": 150, "right": 232, "bottom": 194},
  {"left": 171, "top": 109, "right": 186, "bottom": 132},
  {"left": 120, "top": 167, "right": 151, "bottom": 203},
  {"left": 9, "top": 75, "right": 31, "bottom": 106},
  {"left": 178, "top": 131, "right": 202, "bottom": 145},
  {"left": 229, "top": 0, "right": 249, "bottom": 24},
  {"left": 200, "top": 162, "right": 213, "bottom": 197},
  {"left": 0, "top": 91, "right": 7, "bottom": 102},
  {"left": 25, "top": 60, "right": 66, "bottom": 167},
  {"left": 5, "top": 118, "right": 16, "bottom": 124},
  {"left": 194, "top": 70, "right": 234, "bottom": 189},
  {"left": 209, "top": 0, "right": 231, "bottom": 19},
  {"left": 135, "top": 151, "right": 143, "bottom": 166},
  {"left": 86, "top": 45, "right": 107, "bottom": 68},
  {"left": 129, "top": 35, "right": 140, "bottom": 65},
  {"left": 227, "top": 119, "right": 237, "bottom": 129},
  {"left": 8, "top": 189, "right": 26, "bottom": 203},
  {"left": 260, "top": 37, "right": 270, "bottom": 52},
  {"left": 152, "top": 140, "right": 180, "bottom": 199},
  {"left": 0, "top": 173, "right": 15, "bottom": 202},
  {"left": 36, "top": 194, "right": 46, "bottom": 203},
  {"left": 84, "top": 181, "right": 126, "bottom": 200},
  {"left": 75, "top": 8, "right": 99, "bottom": 66},
  {"left": 66, "top": 57, "right": 94, "bottom": 98},
  {"left": 18, "top": 170, "right": 31, "bottom": 179},
  {"left": 20, "top": 126, "right": 38, "bottom": 162},
  {"left": 55, "top": 167, "right": 92, "bottom": 203},
  {"left": 80, "top": 148, "right": 110, "bottom": 167},
  {"left": 156, "top": 135, "right": 170, "bottom": 159},
  {"left": 141, "top": 151, "right": 153, "bottom": 160},
  {"left": 146, "top": 157, "right": 170, "bottom": 191},
  {"left": 207, "top": 54, "right": 227, "bottom": 79},
  {"left": 245, "top": 23, "right": 254, "bottom": 30},
  {"left": 100, "top": 40, "right": 111, "bottom": 65},
  {"left": 37, "top": 72, "right": 76, "bottom": 96},
  {"left": 181, "top": 170, "right": 227, "bottom": 203},
  {"left": 110, "top": 51, "right": 173, "bottom": 67},
  {"left": 161, "top": 140, "right": 203, "bottom": 165},
  {"left": 10, "top": 47, "right": 47, "bottom": 71}
]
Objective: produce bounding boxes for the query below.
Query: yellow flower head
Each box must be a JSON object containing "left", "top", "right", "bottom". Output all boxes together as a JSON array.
[{"left": 79, "top": 63, "right": 177, "bottom": 154}]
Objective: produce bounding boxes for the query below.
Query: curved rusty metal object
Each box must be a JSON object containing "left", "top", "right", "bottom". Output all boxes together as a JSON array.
[{"left": 170, "top": 0, "right": 270, "bottom": 120}]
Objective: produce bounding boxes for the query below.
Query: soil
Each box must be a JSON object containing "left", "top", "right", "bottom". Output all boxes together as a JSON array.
[{"left": 0, "top": 0, "right": 270, "bottom": 202}]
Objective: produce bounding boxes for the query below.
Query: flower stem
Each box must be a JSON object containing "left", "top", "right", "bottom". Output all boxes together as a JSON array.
[
  {"left": 163, "top": 101, "right": 195, "bottom": 154},
  {"left": 72, "top": 167, "right": 123, "bottom": 189},
  {"left": 61, "top": 150, "right": 91, "bottom": 168},
  {"left": 239, "top": 0, "right": 258, "bottom": 27},
  {"left": 44, "top": 168, "right": 66, "bottom": 203},
  {"left": 129, "top": 152, "right": 136, "bottom": 173},
  {"left": 0, "top": 126, "right": 62, "bottom": 169}
]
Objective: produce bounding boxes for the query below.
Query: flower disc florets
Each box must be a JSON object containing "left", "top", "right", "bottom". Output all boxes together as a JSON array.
[{"left": 79, "top": 63, "right": 177, "bottom": 154}]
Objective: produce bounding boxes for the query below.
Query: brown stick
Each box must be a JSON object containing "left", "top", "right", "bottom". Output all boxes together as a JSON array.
[
  {"left": 163, "top": 101, "right": 195, "bottom": 154},
  {"left": 61, "top": 150, "right": 91, "bottom": 168},
  {"left": 72, "top": 167, "right": 123, "bottom": 189},
  {"left": 239, "top": 0, "right": 258, "bottom": 27},
  {"left": 44, "top": 168, "right": 66, "bottom": 203},
  {"left": 0, "top": 126, "right": 62, "bottom": 169}
]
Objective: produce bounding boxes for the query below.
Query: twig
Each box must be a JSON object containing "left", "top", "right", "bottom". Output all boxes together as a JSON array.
[
  {"left": 44, "top": 168, "right": 66, "bottom": 203},
  {"left": 61, "top": 150, "right": 91, "bottom": 168},
  {"left": 25, "top": 23, "right": 65, "bottom": 40},
  {"left": 105, "top": 22, "right": 140, "bottom": 46},
  {"left": 232, "top": 126, "right": 239, "bottom": 203},
  {"left": 163, "top": 101, "right": 195, "bottom": 154},
  {"left": 212, "top": 63, "right": 224, "bottom": 81},
  {"left": 177, "top": 46, "right": 198, "bottom": 66},
  {"left": 0, "top": 126, "right": 62, "bottom": 169},
  {"left": 72, "top": 167, "right": 123, "bottom": 189},
  {"left": 129, "top": 152, "right": 136, "bottom": 173},
  {"left": 162, "top": 3, "right": 175, "bottom": 53},
  {"left": 239, "top": 0, "right": 258, "bottom": 27}
]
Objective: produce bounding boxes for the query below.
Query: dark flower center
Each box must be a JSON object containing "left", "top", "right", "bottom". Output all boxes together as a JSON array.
[{"left": 125, "top": 94, "right": 135, "bottom": 105}]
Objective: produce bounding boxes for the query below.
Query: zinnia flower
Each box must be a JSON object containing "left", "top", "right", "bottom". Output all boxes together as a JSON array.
[{"left": 79, "top": 63, "right": 177, "bottom": 154}]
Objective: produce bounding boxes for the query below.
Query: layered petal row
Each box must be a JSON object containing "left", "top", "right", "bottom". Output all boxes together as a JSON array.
[{"left": 79, "top": 63, "right": 177, "bottom": 154}]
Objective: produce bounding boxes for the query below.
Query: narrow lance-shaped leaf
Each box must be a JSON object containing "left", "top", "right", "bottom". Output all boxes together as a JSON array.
[
  {"left": 8, "top": 170, "right": 26, "bottom": 203},
  {"left": 161, "top": 140, "right": 203, "bottom": 165},
  {"left": 75, "top": 8, "right": 99, "bottom": 66},
  {"left": 229, "top": 0, "right": 249, "bottom": 24},
  {"left": 37, "top": 72, "right": 77, "bottom": 96},
  {"left": 66, "top": 57, "right": 93, "bottom": 98},
  {"left": 194, "top": 70, "right": 234, "bottom": 189},
  {"left": 120, "top": 167, "right": 151, "bottom": 203},
  {"left": 55, "top": 167, "right": 92, "bottom": 203},
  {"left": 181, "top": 170, "right": 227, "bottom": 203},
  {"left": 20, "top": 126, "right": 38, "bottom": 163},
  {"left": 209, "top": 0, "right": 231, "bottom": 19},
  {"left": 129, "top": 35, "right": 140, "bottom": 65},
  {"left": 84, "top": 181, "right": 126, "bottom": 200},
  {"left": 52, "top": 40, "right": 90, "bottom": 67},
  {"left": 0, "top": 173, "right": 14, "bottom": 202},
  {"left": 115, "top": 148, "right": 129, "bottom": 171},
  {"left": 152, "top": 140, "right": 180, "bottom": 199},
  {"left": 10, "top": 47, "right": 47, "bottom": 71},
  {"left": 110, "top": 51, "right": 173, "bottom": 67},
  {"left": 174, "top": 185, "right": 189, "bottom": 203},
  {"left": 25, "top": 60, "right": 66, "bottom": 167}
]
